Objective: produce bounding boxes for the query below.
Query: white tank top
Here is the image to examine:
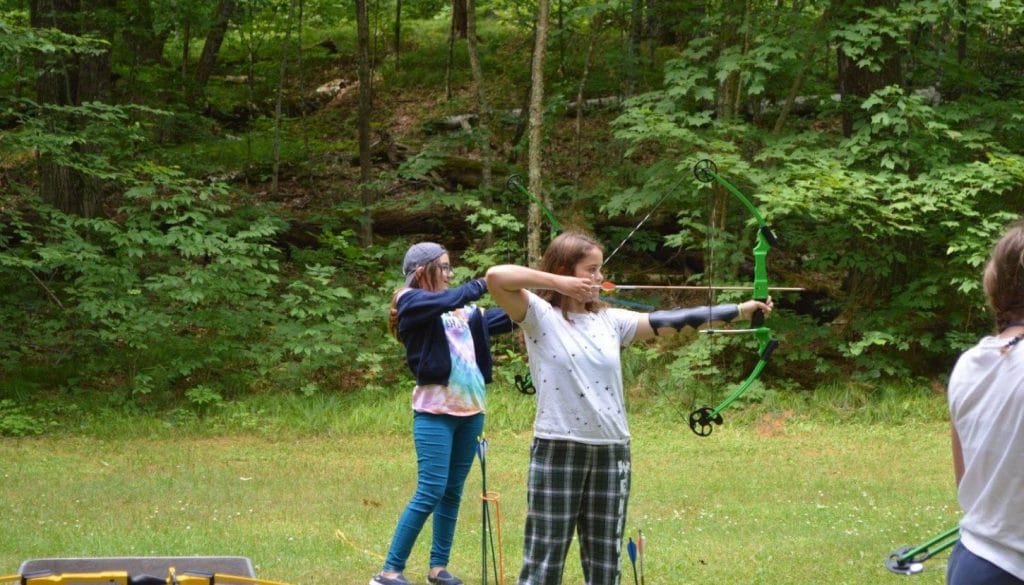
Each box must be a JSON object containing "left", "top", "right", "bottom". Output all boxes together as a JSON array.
[{"left": 948, "top": 334, "right": 1024, "bottom": 579}]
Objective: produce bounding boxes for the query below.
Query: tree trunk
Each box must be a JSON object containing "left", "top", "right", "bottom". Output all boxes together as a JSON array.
[
  {"left": 734, "top": 0, "right": 752, "bottom": 117},
  {"left": 956, "top": 0, "right": 968, "bottom": 64},
  {"left": 125, "top": 23, "right": 169, "bottom": 100},
  {"left": 465, "top": 0, "right": 492, "bottom": 192},
  {"left": 451, "top": 0, "right": 468, "bottom": 39},
  {"left": 123, "top": 0, "right": 168, "bottom": 65},
  {"left": 508, "top": 24, "right": 537, "bottom": 163},
  {"left": 271, "top": 0, "right": 297, "bottom": 197},
  {"left": 574, "top": 16, "right": 602, "bottom": 187},
  {"left": 394, "top": 0, "right": 402, "bottom": 72},
  {"left": 712, "top": 1, "right": 746, "bottom": 261},
  {"left": 32, "top": 0, "right": 76, "bottom": 214},
  {"left": 444, "top": 8, "right": 456, "bottom": 100},
  {"left": 30, "top": 0, "right": 113, "bottom": 217},
  {"left": 191, "top": 0, "right": 236, "bottom": 103},
  {"left": 772, "top": 47, "right": 814, "bottom": 133},
  {"left": 356, "top": 0, "right": 375, "bottom": 246},
  {"left": 76, "top": 13, "right": 113, "bottom": 216},
  {"left": 555, "top": 0, "right": 565, "bottom": 77},
  {"left": 646, "top": 0, "right": 657, "bottom": 63},
  {"left": 773, "top": 9, "right": 829, "bottom": 134},
  {"left": 626, "top": 0, "right": 643, "bottom": 96},
  {"left": 527, "top": 0, "right": 551, "bottom": 267},
  {"left": 297, "top": 0, "right": 310, "bottom": 171},
  {"left": 716, "top": 9, "right": 740, "bottom": 120},
  {"left": 181, "top": 21, "right": 191, "bottom": 76},
  {"left": 834, "top": 0, "right": 902, "bottom": 137}
]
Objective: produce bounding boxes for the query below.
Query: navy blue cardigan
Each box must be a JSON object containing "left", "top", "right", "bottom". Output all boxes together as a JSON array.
[{"left": 396, "top": 278, "right": 514, "bottom": 386}]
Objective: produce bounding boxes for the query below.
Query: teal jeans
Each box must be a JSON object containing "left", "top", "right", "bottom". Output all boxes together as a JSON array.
[{"left": 382, "top": 411, "right": 484, "bottom": 573}]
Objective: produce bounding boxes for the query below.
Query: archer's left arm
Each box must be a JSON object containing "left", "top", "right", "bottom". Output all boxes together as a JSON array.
[{"left": 634, "top": 299, "right": 773, "bottom": 340}]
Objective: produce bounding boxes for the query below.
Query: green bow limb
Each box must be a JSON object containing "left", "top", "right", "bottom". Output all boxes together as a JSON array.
[
  {"left": 506, "top": 174, "right": 561, "bottom": 238},
  {"left": 688, "top": 159, "right": 780, "bottom": 437}
]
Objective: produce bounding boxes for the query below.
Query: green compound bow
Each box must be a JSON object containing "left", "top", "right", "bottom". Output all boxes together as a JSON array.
[
  {"left": 687, "top": 159, "right": 780, "bottom": 437},
  {"left": 506, "top": 163, "right": 782, "bottom": 426}
]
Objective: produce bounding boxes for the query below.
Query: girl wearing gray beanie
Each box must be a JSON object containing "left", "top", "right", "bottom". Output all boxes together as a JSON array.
[{"left": 372, "top": 242, "right": 513, "bottom": 585}]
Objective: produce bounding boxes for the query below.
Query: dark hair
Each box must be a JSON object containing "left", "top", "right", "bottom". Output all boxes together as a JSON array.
[
  {"left": 539, "top": 231, "right": 606, "bottom": 316},
  {"left": 388, "top": 256, "right": 448, "bottom": 340},
  {"left": 983, "top": 221, "right": 1024, "bottom": 330}
]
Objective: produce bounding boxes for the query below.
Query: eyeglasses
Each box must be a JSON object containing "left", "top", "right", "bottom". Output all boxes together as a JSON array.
[{"left": 439, "top": 263, "right": 454, "bottom": 274}]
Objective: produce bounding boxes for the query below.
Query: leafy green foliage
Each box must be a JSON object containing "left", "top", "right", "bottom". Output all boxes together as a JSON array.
[
  {"left": 607, "top": 2, "right": 1024, "bottom": 383},
  {"left": 1, "top": 171, "right": 273, "bottom": 396},
  {"left": 264, "top": 265, "right": 353, "bottom": 368},
  {"left": 4, "top": 0, "right": 1024, "bottom": 423},
  {"left": 0, "top": 399, "right": 51, "bottom": 437},
  {"left": 0, "top": 173, "right": 409, "bottom": 408},
  {"left": 0, "top": 19, "right": 109, "bottom": 67}
]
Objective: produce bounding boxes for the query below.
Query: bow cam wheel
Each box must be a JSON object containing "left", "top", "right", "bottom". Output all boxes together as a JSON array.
[
  {"left": 515, "top": 373, "right": 536, "bottom": 395},
  {"left": 884, "top": 547, "right": 927, "bottom": 575},
  {"left": 693, "top": 159, "right": 718, "bottom": 184},
  {"left": 506, "top": 174, "right": 525, "bottom": 192},
  {"left": 689, "top": 407, "right": 722, "bottom": 437}
]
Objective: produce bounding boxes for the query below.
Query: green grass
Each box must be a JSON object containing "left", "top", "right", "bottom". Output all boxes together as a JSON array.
[{"left": 0, "top": 392, "right": 958, "bottom": 585}]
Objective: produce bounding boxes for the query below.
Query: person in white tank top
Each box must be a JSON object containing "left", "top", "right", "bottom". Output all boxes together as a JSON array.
[{"left": 947, "top": 221, "right": 1024, "bottom": 585}]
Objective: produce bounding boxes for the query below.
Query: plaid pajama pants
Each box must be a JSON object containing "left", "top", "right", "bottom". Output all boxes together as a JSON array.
[{"left": 517, "top": 438, "right": 631, "bottom": 585}]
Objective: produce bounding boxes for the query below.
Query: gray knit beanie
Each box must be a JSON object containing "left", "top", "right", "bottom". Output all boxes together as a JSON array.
[{"left": 402, "top": 242, "right": 446, "bottom": 286}]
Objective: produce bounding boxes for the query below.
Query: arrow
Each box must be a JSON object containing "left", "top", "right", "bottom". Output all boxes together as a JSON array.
[
  {"left": 638, "top": 530, "right": 646, "bottom": 585},
  {"left": 627, "top": 537, "right": 639, "bottom": 585},
  {"left": 600, "top": 281, "right": 803, "bottom": 292}
]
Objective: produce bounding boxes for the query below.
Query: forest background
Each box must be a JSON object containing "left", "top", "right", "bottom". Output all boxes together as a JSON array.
[{"left": 1, "top": 0, "right": 1024, "bottom": 437}]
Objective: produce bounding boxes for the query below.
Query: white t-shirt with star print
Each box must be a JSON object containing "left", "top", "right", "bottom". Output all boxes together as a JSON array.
[{"left": 518, "top": 290, "right": 641, "bottom": 445}]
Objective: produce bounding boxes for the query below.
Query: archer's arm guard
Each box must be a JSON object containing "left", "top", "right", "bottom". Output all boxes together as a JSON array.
[{"left": 648, "top": 304, "right": 739, "bottom": 335}]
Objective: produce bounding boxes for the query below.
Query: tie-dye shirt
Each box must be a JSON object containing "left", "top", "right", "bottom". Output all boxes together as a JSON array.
[{"left": 411, "top": 305, "right": 487, "bottom": 416}]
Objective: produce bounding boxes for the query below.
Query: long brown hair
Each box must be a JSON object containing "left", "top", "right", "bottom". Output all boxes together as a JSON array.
[
  {"left": 388, "top": 256, "right": 448, "bottom": 340},
  {"left": 539, "top": 231, "right": 606, "bottom": 316},
  {"left": 983, "top": 220, "right": 1024, "bottom": 330}
]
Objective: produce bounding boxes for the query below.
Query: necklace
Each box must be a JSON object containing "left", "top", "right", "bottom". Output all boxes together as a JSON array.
[{"left": 999, "top": 320, "right": 1024, "bottom": 355}]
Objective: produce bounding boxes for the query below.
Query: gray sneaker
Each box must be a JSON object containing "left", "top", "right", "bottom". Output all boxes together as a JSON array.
[
  {"left": 426, "top": 570, "right": 463, "bottom": 585},
  {"left": 369, "top": 573, "right": 412, "bottom": 585}
]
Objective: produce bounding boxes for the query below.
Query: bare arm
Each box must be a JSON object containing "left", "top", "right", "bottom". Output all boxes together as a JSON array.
[
  {"left": 951, "top": 423, "right": 965, "bottom": 487},
  {"left": 484, "top": 265, "right": 594, "bottom": 322}
]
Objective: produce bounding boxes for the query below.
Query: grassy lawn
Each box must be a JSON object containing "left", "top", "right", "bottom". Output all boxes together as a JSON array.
[{"left": 0, "top": 413, "right": 957, "bottom": 585}]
